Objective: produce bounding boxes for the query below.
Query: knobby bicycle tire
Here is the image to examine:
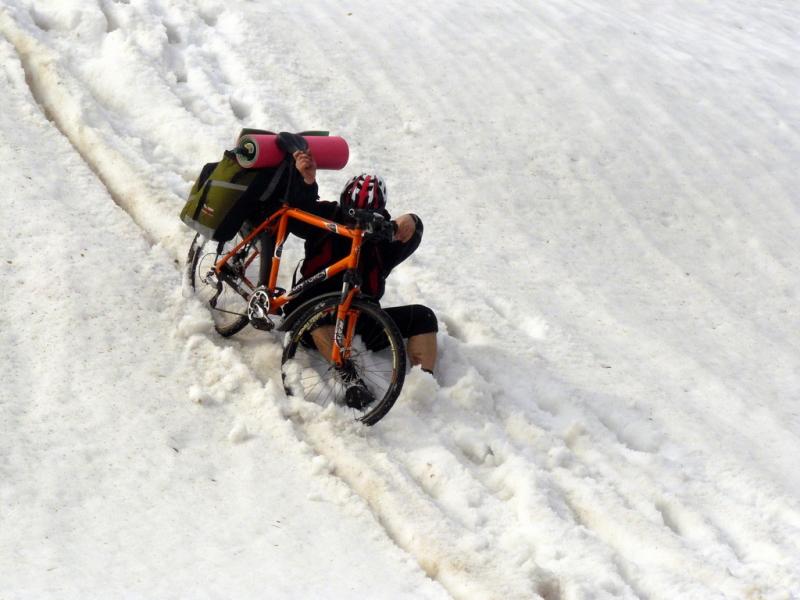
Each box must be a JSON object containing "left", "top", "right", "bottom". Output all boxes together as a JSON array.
[
  {"left": 281, "top": 296, "right": 406, "bottom": 426},
  {"left": 187, "top": 230, "right": 274, "bottom": 337}
]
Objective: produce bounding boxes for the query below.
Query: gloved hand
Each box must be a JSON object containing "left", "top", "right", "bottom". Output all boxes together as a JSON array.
[{"left": 293, "top": 150, "right": 317, "bottom": 185}]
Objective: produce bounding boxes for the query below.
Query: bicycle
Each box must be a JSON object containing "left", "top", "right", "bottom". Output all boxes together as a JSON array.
[{"left": 186, "top": 171, "right": 407, "bottom": 426}]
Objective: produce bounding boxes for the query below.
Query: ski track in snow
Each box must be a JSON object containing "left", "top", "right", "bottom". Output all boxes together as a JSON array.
[{"left": 2, "top": 0, "right": 799, "bottom": 598}]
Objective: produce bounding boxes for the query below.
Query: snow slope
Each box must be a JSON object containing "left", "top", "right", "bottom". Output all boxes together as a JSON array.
[
  {"left": 0, "top": 33, "right": 448, "bottom": 600},
  {"left": 1, "top": 0, "right": 799, "bottom": 598}
]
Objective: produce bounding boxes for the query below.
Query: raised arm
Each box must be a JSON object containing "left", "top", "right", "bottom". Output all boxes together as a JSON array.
[{"left": 382, "top": 213, "right": 423, "bottom": 270}]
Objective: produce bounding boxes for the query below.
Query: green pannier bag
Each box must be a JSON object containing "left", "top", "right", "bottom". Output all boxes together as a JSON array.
[
  {"left": 180, "top": 144, "right": 287, "bottom": 242},
  {"left": 181, "top": 150, "right": 283, "bottom": 242}
]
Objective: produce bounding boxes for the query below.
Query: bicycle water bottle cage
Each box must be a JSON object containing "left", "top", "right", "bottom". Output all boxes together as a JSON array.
[{"left": 276, "top": 132, "right": 309, "bottom": 155}]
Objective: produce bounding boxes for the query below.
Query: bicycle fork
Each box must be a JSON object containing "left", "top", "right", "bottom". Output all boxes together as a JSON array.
[{"left": 330, "top": 271, "right": 360, "bottom": 366}]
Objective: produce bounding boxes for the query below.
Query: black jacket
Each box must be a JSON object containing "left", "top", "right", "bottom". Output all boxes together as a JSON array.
[
  {"left": 287, "top": 181, "right": 423, "bottom": 304},
  {"left": 245, "top": 164, "right": 320, "bottom": 225}
]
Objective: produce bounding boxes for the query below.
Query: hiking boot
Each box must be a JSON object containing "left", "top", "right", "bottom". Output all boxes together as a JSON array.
[{"left": 337, "top": 362, "right": 375, "bottom": 410}]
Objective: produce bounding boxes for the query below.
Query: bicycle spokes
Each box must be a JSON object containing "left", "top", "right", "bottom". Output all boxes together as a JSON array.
[{"left": 281, "top": 297, "right": 406, "bottom": 425}]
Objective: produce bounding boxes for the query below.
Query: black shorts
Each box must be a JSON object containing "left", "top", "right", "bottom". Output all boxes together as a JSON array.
[
  {"left": 359, "top": 304, "right": 438, "bottom": 351},
  {"left": 301, "top": 303, "right": 438, "bottom": 351},
  {"left": 383, "top": 304, "right": 438, "bottom": 338}
]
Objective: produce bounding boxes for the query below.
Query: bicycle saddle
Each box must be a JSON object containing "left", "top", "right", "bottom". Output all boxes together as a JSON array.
[{"left": 276, "top": 132, "right": 309, "bottom": 155}]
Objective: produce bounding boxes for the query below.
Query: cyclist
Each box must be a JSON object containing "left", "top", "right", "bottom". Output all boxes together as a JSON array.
[{"left": 288, "top": 151, "right": 438, "bottom": 404}]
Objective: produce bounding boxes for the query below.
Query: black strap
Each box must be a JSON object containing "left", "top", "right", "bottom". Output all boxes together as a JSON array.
[
  {"left": 191, "top": 180, "right": 213, "bottom": 221},
  {"left": 257, "top": 160, "right": 289, "bottom": 203}
]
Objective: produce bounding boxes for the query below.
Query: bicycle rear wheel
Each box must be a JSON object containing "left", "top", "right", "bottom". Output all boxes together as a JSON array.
[
  {"left": 281, "top": 296, "right": 406, "bottom": 425},
  {"left": 187, "top": 229, "right": 273, "bottom": 337}
]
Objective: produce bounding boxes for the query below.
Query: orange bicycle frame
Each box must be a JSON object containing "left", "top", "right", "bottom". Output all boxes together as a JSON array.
[{"left": 213, "top": 204, "right": 367, "bottom": 365}]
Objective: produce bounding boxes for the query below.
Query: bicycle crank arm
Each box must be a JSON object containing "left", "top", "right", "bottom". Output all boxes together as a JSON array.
[{"left": 247, "top": 287, "right": 274, "bottom": 331}]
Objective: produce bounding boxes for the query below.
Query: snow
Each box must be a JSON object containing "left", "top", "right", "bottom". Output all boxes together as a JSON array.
[{"left": 1, "top": 0, "right": 799, "bottom": 598}]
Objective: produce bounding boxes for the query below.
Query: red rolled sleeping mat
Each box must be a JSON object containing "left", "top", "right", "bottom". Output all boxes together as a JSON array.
[{"left": 235, "top": 133, "right": 349, "bottom": 170}]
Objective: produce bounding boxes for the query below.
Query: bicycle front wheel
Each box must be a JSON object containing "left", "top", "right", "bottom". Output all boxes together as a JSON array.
[
  {"left": 187, "top": 230, "right": 273, "bottom": 337},
  {"left": 281, "top": 296, "right": 406, "bottom": 426}
]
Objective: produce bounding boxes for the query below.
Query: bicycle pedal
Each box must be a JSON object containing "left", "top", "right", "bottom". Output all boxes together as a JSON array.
[{"left": 250, "top": 316, "right": 274, "bottom": 331}]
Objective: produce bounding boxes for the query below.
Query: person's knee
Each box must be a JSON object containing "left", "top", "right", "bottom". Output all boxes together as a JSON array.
[{"left": 407, "top": 304, "right": 438, "bottom": 337}]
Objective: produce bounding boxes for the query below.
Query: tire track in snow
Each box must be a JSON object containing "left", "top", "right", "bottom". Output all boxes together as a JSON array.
[
  {"left": 0, "top": 10, "right": 528, "bottom": 600},
  {"left": 494, "top": 7, "right": 796, "bottom": 576},
  {"left": 0, "top": 16, "right": 462, "bottom": 600},
  {"left": 5, "top": 2, "right": 799, "bottom": 598},
  {"left": 292, "top": 2, "right": 800, "bottom": 592},
  {"left": 0, "top": 8, "right": 185, "bottom": 249},
  {"left": 155, "top": 1, "right": 791, "bottom": 593},
  {"left": 233, "top": 328, "right": 568, "bottom": 600},
  {"left": 246, "top": 302, "right": 789, "bottom": 599},
  {"left": 378, "top": 5, "right": 800, "bottom": 592},
  {"left": 0, "top": 29, "right": 662, "bottom": 600},
  {"left": 421, "top": 347, "right": 777, "bottom": 598}
]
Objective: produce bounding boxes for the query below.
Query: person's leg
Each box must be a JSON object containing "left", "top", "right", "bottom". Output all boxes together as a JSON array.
[
  {"left": 311, "top": 324, "right": 334, "bottom": 361},
  {"left": 382, "top": 304, "right": 438, "bottom": 373},
  {"left": 407, "top": 332, "right": 437, "bottom": 373},
  {"left": 314, "top": 304, "right": 439, "bottom": 372}
]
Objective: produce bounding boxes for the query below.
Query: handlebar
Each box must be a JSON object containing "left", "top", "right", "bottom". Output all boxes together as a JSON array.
[{"left": 347, "top": 208, "right": 396, "bottom": 242}]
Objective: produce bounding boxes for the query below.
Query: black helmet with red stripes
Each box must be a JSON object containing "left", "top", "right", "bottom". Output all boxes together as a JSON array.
[{"left": 340, "top": 173, "right": 387, "bottom": 211}]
